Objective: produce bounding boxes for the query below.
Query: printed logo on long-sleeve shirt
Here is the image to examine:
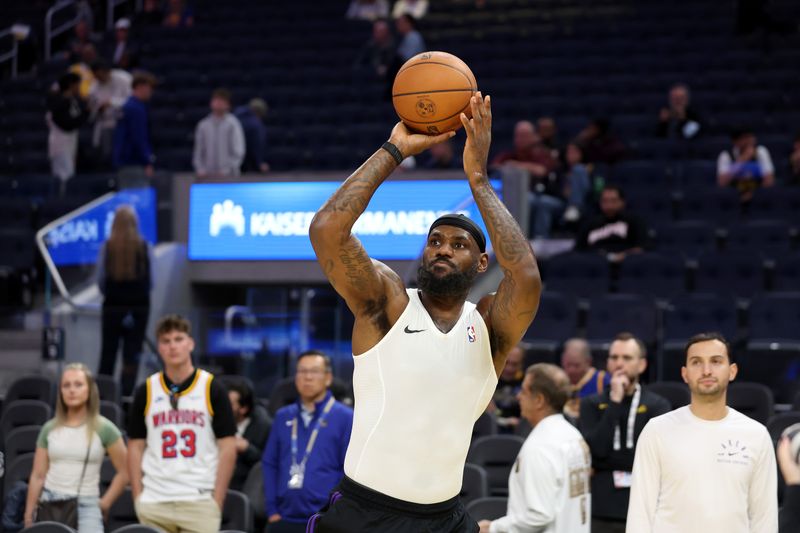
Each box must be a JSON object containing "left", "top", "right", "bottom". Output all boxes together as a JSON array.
[{"left": 716, "top": 439, "right": 751, "bottom": 466}]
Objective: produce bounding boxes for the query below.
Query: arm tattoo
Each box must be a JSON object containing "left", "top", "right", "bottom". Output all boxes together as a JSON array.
[
  {"left": 318, "top": 150, "right": 398, "bottom": 229},
  {"left": 470, "top": 178, "right": 533, "bottom": 266}
]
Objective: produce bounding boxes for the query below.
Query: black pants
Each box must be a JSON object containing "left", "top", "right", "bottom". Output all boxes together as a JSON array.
[
  {"left": 99, "top": 305, "right": 148, "bottom": 397},
  {"left": 308, "top": 476, "right": 478, "bottom": 533},
  {"left": 592, "top": 516, "right": 627, "bottom": 533}
]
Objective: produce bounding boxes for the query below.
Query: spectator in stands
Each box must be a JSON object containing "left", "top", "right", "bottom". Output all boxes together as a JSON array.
[
  {"left": 89, "top": 60, "right": 132, "bottom": 165},
  {"left": 139, "top": 0, "right": 165, "bottom": 25},
  {"left": 777, "top": 433, "right": 800, "bottom": 531},
  {"left": 392, "top": 0, "right": 429, "bottom": 19},
  {"left": 227, "top": 377, "right": 272, "bottom": 491},
  {"left": 491, "top": 120, "right": 561, "bottom": 238},
  {"left": 479, "top": 364, "right": 590, "bottom": 533},
  {"left": 491, "top": 120, "right": 558, "bottom": 178},
  {"left": 346, "top": 0, "right": 389, "bottom": 21},
  {"left": 487, "top": 344, "right": 525, "bottom": 433},
  {"left": 537, "top": 116, "right": 560, "bottom": 156},
  {"left": 395, "top": 14, "right": 425, "bottom": 62},
  {"left": 561, "top": 338, "right": 609, "bottom": 420},
  {"left": 420, "top": 138, "right": 461, "bottom": 169},
  {"left": 578, "top": 333, "right": 670, "bottom": 533},
  {"left": 263, "top": 351, "right": 352, "bottom": 533},
  {"left": 68, "top": 18, "right": 99, "bottom": 63},
  {"left": 656, "top": 83, "right": 702, "bottom": 140},
  {"left": 717, "top": 127, "right": 775, "bottom": 202},
  {"left": 47, "top": 72, "right": 88, "bottom": 189},
  {"left": 791, "top": 132, "right": 800, "bottom": 186},
  {"left": 113, "top": 71, "right": 156, "bottom": 177},
  {"left": 96, "top": 205, "right": 153, "bottom": 397},
  {"left": 162, "top": 0, "right": 195, "bottom": 28},
  {"left": 69, "top": 43, "right": 98, "bottom": 101},
  {"left": 234, "top": 98, "right": 270, "bottom": 173},
  {"left": 127, "top": 315, "right": 237, "bottom": 533},
  {"left": 192, "top": 88, "right": 246, "bottom": 177},
  {"left": 576, "top": 118, "right": 626, "bottom": 165},
  {"left": 354, "top": 19, "right": 395, "bottom": 80},
  {"left": 106, "top": 18, "right": 140, "bottom": 70},
  {"left": 562, "top": 142, "right": 592, "bottom": 223},
  {"left": 575, "top": 185, "right": 647, "bottom": 262},
  {"left": 627, "top": 333, "right": 777, "bottom": 532},
  {"left": 24, "top": 363, "right": 128, "bottom": 532}
]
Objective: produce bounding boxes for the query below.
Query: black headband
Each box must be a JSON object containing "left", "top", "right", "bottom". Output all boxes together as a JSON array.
[{"left": 428, "top": 214, "right": 486, "bottom": 253}]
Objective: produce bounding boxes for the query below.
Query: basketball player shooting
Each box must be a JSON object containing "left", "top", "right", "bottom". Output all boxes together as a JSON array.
[{"left": 307, "top": 93, "right": 542, "bottom": 532}]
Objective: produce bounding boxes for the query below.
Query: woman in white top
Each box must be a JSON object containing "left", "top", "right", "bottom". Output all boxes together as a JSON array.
[{"left": 24, "top": 363, "right": 129, "bottom": 532}]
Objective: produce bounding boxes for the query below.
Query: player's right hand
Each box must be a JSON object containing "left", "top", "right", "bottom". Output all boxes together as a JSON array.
[{"left": 388, "top": 122, "right": 454, "bottom": 158}]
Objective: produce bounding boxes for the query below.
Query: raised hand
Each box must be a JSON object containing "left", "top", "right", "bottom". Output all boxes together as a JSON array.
[
  {"left": 460, "top": 92, "right": 492, "bottom": 181},
  {"left": 388, "top": 122, "right": 455, "bottom": 158}
]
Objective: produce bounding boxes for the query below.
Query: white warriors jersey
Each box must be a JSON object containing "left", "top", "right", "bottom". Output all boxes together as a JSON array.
[
  {"left": 140, "top": 370, "right": 219, "bottom": 502},
  {"left": 345, "top": 289, "right": 498, "bottom": 504}
]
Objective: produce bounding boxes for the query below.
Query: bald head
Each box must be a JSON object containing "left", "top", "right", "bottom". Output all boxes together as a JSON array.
[{"left": 561, "top": 338, "right": 592, "bottom": 385}]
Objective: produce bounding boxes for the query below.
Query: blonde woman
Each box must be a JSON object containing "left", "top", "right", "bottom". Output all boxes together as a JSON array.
[
  {"left": 96, "top": 205, "right": 153, "bottom": 396},
  {"left": 24, "top": 363, "right": 129, "bottom": 532}
]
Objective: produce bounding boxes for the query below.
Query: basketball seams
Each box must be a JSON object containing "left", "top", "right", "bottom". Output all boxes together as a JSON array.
[
  {"left": 392, "top": 61, "right": 475, "bottom": 96},
  {"left": 392, "top": 88, "right": 476, "bottom": 98}
]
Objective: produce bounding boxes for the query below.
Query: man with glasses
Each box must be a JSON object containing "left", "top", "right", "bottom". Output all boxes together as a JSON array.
[
  {"left": 262, "top": 350, "right": 353, "bottom": 533},
  {"left": 127, "top": 314, "right": 237, "bottom": 533}
]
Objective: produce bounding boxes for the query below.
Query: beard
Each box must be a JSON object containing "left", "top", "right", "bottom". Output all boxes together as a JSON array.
[{"left": 417, "top": 259, "right": 479, "bottom": 298}]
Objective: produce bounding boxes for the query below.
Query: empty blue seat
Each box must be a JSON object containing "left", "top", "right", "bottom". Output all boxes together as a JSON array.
[
  {"left": 543, "top": 253, "right": 611, "bottom": 296},
  {"left": 586, "top": 293, "right": 658, "bottom": 347},
  {"left": 616, "top": 253, "right": 688, "bottom": 297},
  {"left": 523, "top": 291, "right": 578, "bottom": 348},
  {"left": 772, "top": 253, "right": 800, "bottom": 291},
  {"left": 725, "top": 220, "right": 792, "bottom": 257},
  {"left": 693, "top": 251, "right": 766, "bottom": 297},
  {"left": 679, "top": 188, "right": 742, "bottom": 223},
  {"left": 652, "top": 220, "right": 716, "bottom": 258}
]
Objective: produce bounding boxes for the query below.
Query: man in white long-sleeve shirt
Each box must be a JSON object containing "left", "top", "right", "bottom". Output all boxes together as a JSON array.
[
  {"left": 480, "top": 363, "right": 591, "bottom": 533},
  {"left": 626, "top": 332, "right": 778, "bottom": 533},
  {"left": 192, "top": 88, "right": 245, "bottom": 177}
]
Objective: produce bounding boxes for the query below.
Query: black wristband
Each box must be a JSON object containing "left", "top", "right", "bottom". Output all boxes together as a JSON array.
[{"left": 381, "top": 141, "right": 404, "bottom": 164}]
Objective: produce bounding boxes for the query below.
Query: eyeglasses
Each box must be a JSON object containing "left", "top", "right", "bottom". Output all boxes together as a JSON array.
[{"left": 169, "top": 385, "right": 180, "bottom": 410}]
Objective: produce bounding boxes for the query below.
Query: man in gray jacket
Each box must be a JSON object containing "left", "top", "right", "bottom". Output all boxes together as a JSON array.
[{"left": 192, "top": 88, "right": 245, "bottom": 176}]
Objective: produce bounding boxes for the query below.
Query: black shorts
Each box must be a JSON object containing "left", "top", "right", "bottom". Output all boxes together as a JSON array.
[{"left": 307, "top": 476, "right": 479, "bottom": 533}]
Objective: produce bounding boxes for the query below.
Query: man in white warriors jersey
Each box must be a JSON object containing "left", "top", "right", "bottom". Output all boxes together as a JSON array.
[
  {"left": 307, "top": 93, "right": 542, "bottom": 532},
  {"left": 127, "top": 314, "right": 237, "bottom": 533}
]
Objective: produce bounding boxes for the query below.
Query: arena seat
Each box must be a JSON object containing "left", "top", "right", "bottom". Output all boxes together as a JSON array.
[
  {"left": 647, "top": 382, "right": 691, "bottom": 410},
  {"left": 465, "top": 497, "right": 508, "bottom": 522},
  {"left": 543, "top": 253, "right": 611, "bottom": 297},
  {"left": 467, "top": 435, "right": 524, "bottom": 497},
  {"left": 4, "top": 425, "right": 41, "bottom": 465},
  {"left": 616, "top": 252, "right": 687, "bottom": 298},
  {"left": 461, "top": 464, "right": 490, "bottom": 505},
  {"left": 1, "top": 400, "right": 52, "bottom": 435},
  {"left": 727, "top": 382, "right": 774, "bottom": 425},
  {"left": 2, "top": 376, "right": 54, "bottom": 412}
]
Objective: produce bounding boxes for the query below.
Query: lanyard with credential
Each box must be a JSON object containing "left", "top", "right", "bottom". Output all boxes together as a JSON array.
[
  {"left": 613, "top": 383, "right": 641, "bottom": 451},
  {"left": 291, "top": 396, "right": 336, "bottom": 470}
]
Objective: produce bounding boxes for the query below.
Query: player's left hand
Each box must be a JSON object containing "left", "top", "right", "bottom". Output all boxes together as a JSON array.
[
  {"left": 460, "top": 92, "right": 492, "bottom": 181},
  {"left": 478, "top": 519, "right": 492, "bottom": 532}
]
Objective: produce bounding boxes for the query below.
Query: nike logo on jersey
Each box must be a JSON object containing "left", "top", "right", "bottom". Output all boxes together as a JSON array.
[{"left": 404, "top": 326, "right": 426, "bottom": 334}]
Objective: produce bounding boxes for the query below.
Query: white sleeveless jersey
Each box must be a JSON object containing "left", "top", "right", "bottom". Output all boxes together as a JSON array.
[
  {"left": 345, "top": 289, "right": 498, "bottom": 504},
  {"left": 140, "top": 370, "right": 219, "bottom": 502}
]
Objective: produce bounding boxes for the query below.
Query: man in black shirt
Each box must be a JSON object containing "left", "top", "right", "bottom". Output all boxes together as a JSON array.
[
  {"left": 575, "top": 185, "right": 647, "bottom": 262},
  {"left": 127, "top": 315, "right": 237, "bottom": 533},
  {"left": 225, "top": 376, "right": 272, "bottom": 491},
  {"left": 578, "top": 332, "right": 670, "bottom": 533}
]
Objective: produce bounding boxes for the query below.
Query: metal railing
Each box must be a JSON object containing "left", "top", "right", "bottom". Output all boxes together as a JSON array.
[
  {"left": 0, "top": 27, "right": 19, "bottom": 79},
  {"left": 45, "top": 0, "right": 81, "bottom": 61}
]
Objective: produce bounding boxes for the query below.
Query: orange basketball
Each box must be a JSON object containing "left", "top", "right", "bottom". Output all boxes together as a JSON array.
[{"left": 392, "top": 51, "right": 478, "bottom": 135}]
